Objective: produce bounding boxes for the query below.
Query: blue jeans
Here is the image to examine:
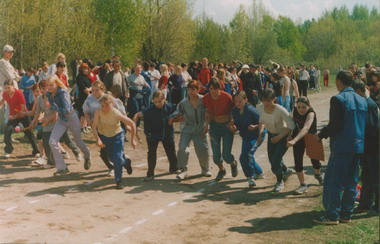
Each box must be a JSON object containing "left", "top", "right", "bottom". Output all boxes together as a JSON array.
[
  {"left": 267, "top": 132, "right": 288, "bottom": 177},
  {"left": 209, "top": 121, "right": 235, "bottom": 165},
  {"left": 282, "top": 96, "right": 291, "bottom": 112},
  {"left": 100, "top": 131, "right": 127, "bottom": 183},
  {"left": 323, "top": 153, "right": 361, "bottom": 220},
  {"left": 276, "top": 96, "right": 282, "bottom": 106},
  {"left": 240, "top": 136, "right": 264, "bottom": 178}
]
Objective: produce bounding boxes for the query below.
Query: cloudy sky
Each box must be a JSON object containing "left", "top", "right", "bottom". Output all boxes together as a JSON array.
[{"left": 192, "top": 0, "right": 379, "bottom": 25}]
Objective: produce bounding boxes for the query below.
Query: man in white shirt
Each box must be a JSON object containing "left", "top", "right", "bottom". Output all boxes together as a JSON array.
[
  {"left": 298, "top": 64, "right": 310, "bottom": 97},
  {"left": 0, "top": 45, "right": 20, "bottom": 89}
]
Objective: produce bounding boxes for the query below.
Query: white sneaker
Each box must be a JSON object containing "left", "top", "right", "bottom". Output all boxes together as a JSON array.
[
  {"left": 4, "top": 153, "right": 11, "bottom": 158},
  {"left": 201, "top": 169, "right": 212, "bottom": 177},
  {"left": 254, "top": 173, "right": 265, "bottom": 180},
  {"left": 176, "top": 171, "right": 188, "bottom": 180},
  {"left": 247, "top": 177, "right": 256, "bottom": 188},
  {"left": 273, "top": 181, "right": 285, "bottom": 193},
  {"left": 34, "top": 157, "right": 47, "bottom": 166},
  {"left": 107, "top": 169, "right": 114, "bottom": 177},
  {"left": 75, "top": 154, "right": 83, "bottom": 162},
  {"left": 62, "top": 152, "right": 70, "bottom": 160},
  {"left": 294, "top": 185, "right": 308, "bottom": 195}
]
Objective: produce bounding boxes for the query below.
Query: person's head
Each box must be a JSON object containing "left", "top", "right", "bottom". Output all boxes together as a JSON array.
[
  {"left": 181, "top": 63, "right": 188, "bottom": 71},
  {"left": 174, "top": 65, "right": 182, "bottom": 75},
  {"left": 134, "top": 64, "right": 142, "bottom": 75},
  {"left": 152, "top": 90, "right": 166, "bottom": 109},
  {"left": 233, "top": 90, "right": 248, "bottom": 110},
  {"left": 352, "top": 82, "right": 366, "bottom": 98},
  {"left": 56, "top": 62, "right": 66, "bottom": 74},
  {"left": 149, "top": 62, "right": 156, "bottom": 70},
  {"left": 113, "top": 60, "right": 122, "bottom": 73},
  {"left": 55, "top": 53, "right": 66, "bottom": 63},
  {"left": 348, "top": 64, "right": 357, "bottom": 74},
  {"left": 261, "top": 88, "right": 276, "bottom": 107},
  {"left": 277, "top": 66, "right": 287, "bottom": 77},
  {"left": 91, "top": 80, "right": 105, "bottom": 98},
  {"left": 270, "top": 72, "right": 281, "bottom": 82},
  {"left": 371, "top": 72, "right": 379, "bottom": 82},
  {"left": 38, "top": 79, "right": 48, "bottom": 95},
  {"left": 365, "top": 63, "right": 372, "bottom": 71},
  {"left": 229, "top": 67, "right": 237, "bottom": 74},
  {"left": 41, "top": 62, "right": 49, "bottom": 72},
  {"left": 142, "top": 61, "right": 149, "bottom": 71},
  {"left": 99, "top": 94, "right": 114, "bottom": 112},
  {"left": 3, "top": 80, "right": 15, "bottom": 94},
  {"left": 31, "top": 83, "right": 41, "bottom": 97},
  {"left": 217, "top": 69, "right": 225, "bottom": 82},
  {"left": 46, "top": 75, "right": 67, "bottom": 93},
  {"left": 160, "top": 64, "right": 168, "bottom": 74},
  {"left": 166, "top": 62, "right": 174, "bottom": 72},
  {"left": 3, "top": 45, "right": 15, "bottom": 59},
  {"left": 79, "top": 63, "right": 90, "bottom": 75},
  {"left": 109, "top": 85, "right": 122, "bottom": 99},
  {"left": 295, "top": 96, "right": 311, "bottom": 116},
  {"left": 336, "top": 70, "right": 354, "bottom": 91},
  {"left": 201, "top": 57, "right": 208, "bottom": 68},
  {"left": 187, "top": 80, "right": 200, "bottom": 96},
  {"left": 26, "top": 68, "right": 35, "bottom": 77},
  {"left": 208, "top": 77, "right": 221, "bottom": 97}
]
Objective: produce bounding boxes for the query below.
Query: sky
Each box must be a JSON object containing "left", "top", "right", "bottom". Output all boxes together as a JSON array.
[{"left": 192, "top": 0, "right": 379, "bottom": 25}]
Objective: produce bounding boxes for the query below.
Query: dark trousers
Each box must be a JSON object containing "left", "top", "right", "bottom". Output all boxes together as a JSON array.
[
  {"left": 4, "top": 117, "right": 39, "bottom": 155},
  {"left": 147, "top": 139, "right": 178, "bottom": 177},
  {"left": 293, "top": 138, "right": 321, "bottom": 172},
  {"left": 298, "top": 80, "right": 308, "bottom": 97},
  {"left": 359, "top": 154, "right": 379, "bottom": 211}
]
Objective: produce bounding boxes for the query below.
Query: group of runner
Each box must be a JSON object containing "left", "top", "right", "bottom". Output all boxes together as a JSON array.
[{"left": 0, "top": 45, "right": 378, "bottom": 219}]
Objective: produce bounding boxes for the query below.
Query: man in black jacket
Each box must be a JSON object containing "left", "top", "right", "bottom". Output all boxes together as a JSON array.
[
  {"left": 104, "top": 60, "right": 129, "bottom": 103},
  {"left": 241, "top": 64, "right": 263, "bottom": 107}
]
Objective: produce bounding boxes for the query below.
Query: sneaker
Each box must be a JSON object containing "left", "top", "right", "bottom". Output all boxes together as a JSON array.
[
  {"left": 273, "top": 181, "right": 284, "bottom": 193},
  {"left": 4, "top": 153, "right": 11, "bottom": 159},
  {"left": 33, "top": 157, "right": 47, "bottom": 166},
  {"left": 75, "top": 154, "right": 83, "bottom": 162},
  {"left": 34, "top": 153, "right": 41, "bottom": 158},
  {"left": 115, "top": 181, "right": 124, "bottom": 190},
  {"left": 339, "top": 218, "right": 352, "bottom": 223},
  {"left": 254, "top": 173, "right": 265, "bottom": 180},
  {"left": 170, "top": 169, "right": 181, "bottom": 174},
  {"left": 314, "top": 173, "right": 324, "bottom": 185},
  {"left": 201, "top": 169, "right": 212, "bottom": 177},
  {"left": 85, "top": 126, "right": 92, "bottom": 133},
  {"left": 247, "top": 177, "right": 256, "bottom": 188},
  {"left": 53, "top": 168, "right": 70, "bottom": 176},
  {"left": 143, "top": 176, "right": 154, "bottom": 181},
  {"left": 294, "top": 184, "right": 308, "bottom": 195},
  {"left": 43, "top": 164, "right": 55, "bottom": 169},
  {"left": 124, "top": 157, "right": 133, "bottom": 175},
  {"left": 313, "top": 216, "right": 338, "bottom": 225},
  {"left": 215, "top": 169, "right": 226, "bottom": 181},
  {"left": 62, "top": 152, "right": 70, "bottom": 160},
  {"left": 282, "top": 168, "right": 295, "bottom": 182},
  {"left": 176, "top": 170, "right": 188, "bottom": 180},
  {"left": 84, "top": 158, "right": 91, "bottom": 170},
  {"left": 230, "top": 160, "right": 238, "bottom": 177},
  {"left": 107, "top": 169, "right": 114, "bottom": 177}
]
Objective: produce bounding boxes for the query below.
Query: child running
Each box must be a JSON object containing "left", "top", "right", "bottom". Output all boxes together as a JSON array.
[
  {"left": 134, "top": 90, "right": 178, "bottom": 181},
  {"left": 91, "top": 94, "right": 137, "bottom": 189},
  {"left": 46, "top": 75, "right": 91, "bottom": 176},
  {"left": 257, "top": 88, "right": 296, "bottom": 192},
  {"left": 287, "top": 96, "right": 324, "bottom": 195},
  {"left": 230, "top": 90, "right": 265, "bottom": 188}
]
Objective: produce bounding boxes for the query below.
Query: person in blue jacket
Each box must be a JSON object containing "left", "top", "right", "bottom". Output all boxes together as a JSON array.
[
  {"left": 134, "top": 89, "right": 178, "bottom": 181},
  {"left": 313, "top": 71, "right": 368, "bottom": 225},
  {"left": 230, "top": 90, "right": 265, "bottom": 188}
]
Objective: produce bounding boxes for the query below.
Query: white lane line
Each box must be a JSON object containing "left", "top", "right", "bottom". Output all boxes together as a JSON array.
[
  {"left": 68, "top": 187, "right": 78, "bottom": 191},
  {"left": 134, "top": 163, "right": 146, "bottom": 168},
  {"left": 48, "top": 194, "right": 58, "bottom": 197},
  {"left": 29, "top": 200, "right": 40, "bottom": 204},
  {"left": 119, "top": 226, "right": 132, "bottom": 234},
  {"left": 152, "top": 209, "right": 165, "bottom": 216},
  {"left": 84, "top": 182, "right": 94, "bottom": 185},
  {"left": 196, "top": 188, "right": 205, "bottom": 193},
  {"left": 158, "top": 156, "right": 167, "bottom": 161},
  {"left": 208, "top": 182, "right": 216, "bottom": 186},
  {"left": 182, "top": 194, "right": 193, "bottom": 199},
  {"left": 134, "top": 219, "right": 147, "bottom": 225},
  {"left": 93, "top": 242, "right": 102, "bottom": 244},
  {"left": 5, "top": 206, "right": 17, "bottom": 212}
]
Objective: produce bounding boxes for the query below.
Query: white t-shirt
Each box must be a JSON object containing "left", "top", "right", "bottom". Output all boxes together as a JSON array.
[
  {"left": 113, "top": 72, "right": 123, "bottom": 88},
  {"left": 257, "top": 104, "right": 295, "bottom": 134},
  {"left": 0, "top": 58, "right": 20, "bottom": 88}
]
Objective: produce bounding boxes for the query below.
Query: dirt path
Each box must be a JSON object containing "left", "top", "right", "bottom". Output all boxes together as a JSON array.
[{"left": 0, "top": 88, "right": 336, "bottom": 244}]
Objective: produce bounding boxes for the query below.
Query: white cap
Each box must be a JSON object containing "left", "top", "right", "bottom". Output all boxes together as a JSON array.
[
  {"left": 3, "top": 44, "right": 14, "bottom": 52},
  {"left": 242, "top": 64, "right": 249, "bottom": 69}
]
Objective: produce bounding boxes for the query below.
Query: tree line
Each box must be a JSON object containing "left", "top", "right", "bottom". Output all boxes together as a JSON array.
[{"left": 0, "top": 0, "right": 378, "bottom": 71}]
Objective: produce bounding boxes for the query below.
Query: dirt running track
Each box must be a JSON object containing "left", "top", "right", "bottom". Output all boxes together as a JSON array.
[{"left": 1, "top": 89, "right": 336, "bottom": 244}]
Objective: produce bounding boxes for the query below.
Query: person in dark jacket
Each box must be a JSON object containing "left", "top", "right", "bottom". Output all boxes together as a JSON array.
[
  {"left": 240, "top": 64, "right": 263, "bottom": 107},
  {"left": 314, "top": 71, "right": 368, "bottom": 225}
]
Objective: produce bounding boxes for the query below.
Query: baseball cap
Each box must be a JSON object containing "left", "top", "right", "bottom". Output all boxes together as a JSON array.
[
  {"left": 3, "top": 44, "right": 14, "bottom": 52},
  {"left": 242, "top": 64, "right": 249, "bottom": 69}
]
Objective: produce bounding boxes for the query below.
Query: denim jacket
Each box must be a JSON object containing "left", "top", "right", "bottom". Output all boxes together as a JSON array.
[
  {"left": 46, "top": 87, "right": 73, "bottom": 122},
  {"left": 331, "top": 88, "right": 367, "bottom": 154}
]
